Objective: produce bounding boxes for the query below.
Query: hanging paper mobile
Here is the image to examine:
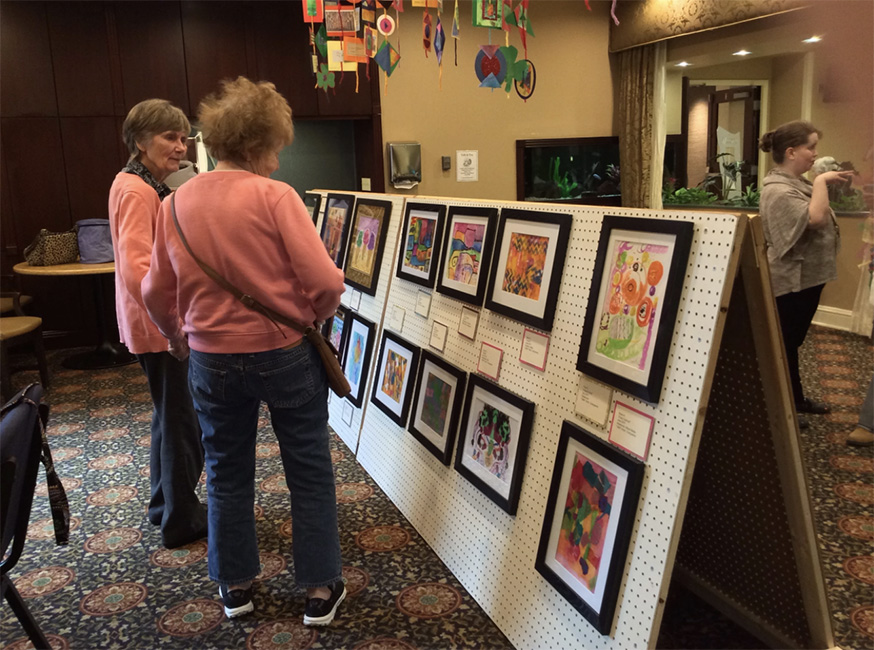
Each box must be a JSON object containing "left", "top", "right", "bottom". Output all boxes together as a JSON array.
[
  {"left": 375, "top": 39, "right": 401, "bottom": 76},
  {"left": 497, "top": 44, "right": 528, "bottom": 93},
  {"left": 378, "top": 13, "right": 396, "bottom": 36},
  {"left": 316, "top": 63, "right": 336, "bottom": 92},
  {"left": 472, "top": 0, "right": 502, "bottom": 29},
  {"left": 515, "top": 59, "right": 535, "bottom": 101},
  {"left": 422, "top": 11, "right": 432, "bottom": 56},
  {"left": 474, "top": 44, "right": 505, "bottom": 89},
  {"left": 434, "top": 15, "right": 445, "bottom": 64},
  {"left": 505, "top": 0, "right": 534, "bottom": 60},
  {"left": 315, "top": 23, "right": 329, "bottom": 59},
  {"left": 302, "top": 0, "right": 325, "bottom": 23}
]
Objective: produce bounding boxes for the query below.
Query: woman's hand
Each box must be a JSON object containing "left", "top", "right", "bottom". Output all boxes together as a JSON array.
[
  {"left": 818, "top": 170, "right": 855, "bottom": 185},
  {"left": 168, "top": 335, "right": 190, "bottom": 361},
  {"left": 809, "top": 170, "right": 854, "bottom": 227}
]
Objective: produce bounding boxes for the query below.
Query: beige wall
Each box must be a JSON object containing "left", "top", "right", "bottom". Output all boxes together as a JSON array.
[{"left": 379, "top": 1, "right": 615, "bottom": 200}]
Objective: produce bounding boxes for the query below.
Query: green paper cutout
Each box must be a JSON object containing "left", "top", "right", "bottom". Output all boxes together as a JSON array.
[
  {"left": 317, "top": 63, "right": 336, "bottom": 92},
  {"left": 315, "top": 23, "right": 328, "bottom": 58},
  {"left": 498, "top": 45, "right": 527, "bottom": 93}
]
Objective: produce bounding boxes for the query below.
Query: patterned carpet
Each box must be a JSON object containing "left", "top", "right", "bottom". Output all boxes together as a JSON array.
[{"left": 0, "top": 324, "right": 871, "bottom": 649}]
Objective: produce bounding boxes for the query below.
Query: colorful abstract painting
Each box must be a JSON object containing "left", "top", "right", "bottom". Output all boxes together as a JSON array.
[
  {"left": 554, "top": 452, "right": 617, "bottom": 593},
  {"left": 447, "top": 222, "right": 485, "bottom": 285},
  {"left": 420, "top": 372, "right": 451, "bottom": 436},
  {"left": 595, "top": 240, "right": 670, "bottom": 371},
  {"left": 403, "top": 216, "right": 437, "bottom": 274},
  {"left": 349, "top": 332, "right": 365, "bottom": 385},
  {"left": 380, "top": 350, "right": 408, "bottom": 404},
  {"left": 348, "top": 215, "right": 380, "bottom": 275},
  {"left": 468, "top": 403, "right": 511, "bottom": 480},
  {"left": 501, "top": 232, "right": 548, "bottom": 300},
  {"left": 329, "top": 314, "right": 345, "bottom": 352},
  {"left": 322, "top": 201, "right": 349, "bottom": 264}
]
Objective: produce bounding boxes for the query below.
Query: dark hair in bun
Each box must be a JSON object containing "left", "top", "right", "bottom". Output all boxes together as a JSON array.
[{"left": 759, "top": 120, "right": 821, "bottom": 163}]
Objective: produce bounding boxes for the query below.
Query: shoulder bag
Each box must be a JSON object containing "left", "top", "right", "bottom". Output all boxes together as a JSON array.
[
  {"left": 169, "top": 193, "right": 351, "bottom": 398},
  {"left": 23, "top": 228, "right": 79, "bottom": 266}
]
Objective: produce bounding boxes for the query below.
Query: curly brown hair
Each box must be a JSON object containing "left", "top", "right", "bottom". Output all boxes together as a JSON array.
[
  {"left": 122, "top": 99, "right": 190, "bottom": 159},
  {"left": 759, "top": 120, "right": 822, "bottom": 163},
  {"left": 197, "top": 77, "right": 294, "bottom": 165}
]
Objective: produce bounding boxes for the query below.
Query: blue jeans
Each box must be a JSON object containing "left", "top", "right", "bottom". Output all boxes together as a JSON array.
[{"left": 188, "top": 340, "right": 342, "bottom": 588}]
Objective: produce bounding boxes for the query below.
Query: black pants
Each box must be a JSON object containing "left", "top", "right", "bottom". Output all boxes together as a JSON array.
[
  {"left": 138, "top": 351, "right": 207, "bottom": 547},
  {"left": 775, "top": 284, "right": 824, "bottom": 405}
]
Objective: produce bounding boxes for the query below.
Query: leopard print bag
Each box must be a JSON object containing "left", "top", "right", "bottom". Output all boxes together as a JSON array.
[{"left": 23, "top": 228, "right": 79, "bottom": 266}]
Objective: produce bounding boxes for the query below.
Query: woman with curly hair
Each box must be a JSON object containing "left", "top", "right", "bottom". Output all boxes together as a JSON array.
[{"left": 143, "top": 77, "right": 346, "bottom": 624}]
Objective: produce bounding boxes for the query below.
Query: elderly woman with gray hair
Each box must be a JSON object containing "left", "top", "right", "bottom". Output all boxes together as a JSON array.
[{"left": 108, "top": 99, "right": 207, "bottom": 548}]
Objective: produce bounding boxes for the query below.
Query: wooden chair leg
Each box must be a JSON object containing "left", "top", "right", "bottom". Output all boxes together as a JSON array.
[{"left": 32, "top": 327, "right": 49, "bottom": 390}]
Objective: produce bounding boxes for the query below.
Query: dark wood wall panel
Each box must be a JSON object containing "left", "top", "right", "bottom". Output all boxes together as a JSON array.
[
  {"left": 1, "top": 148, "right": 15, "bottom": 268},
  {"left": 0, "top": 2, "right": 57, "bottom": 117},
  {"left": 251, "top": 1, "right": 319, "bottom": 118},
  {"left": 60, "top": 117, "right": 127, "bottom": 223},
  {"left": 47, "top": 2, "right": 115, "bottom": 116},
  {"left": 115, "top": 1, "right": 190, "bottom": 115},
  {"left": 181, "top": 1, "right": 252, "bottom": 114},
  {"left": 1, "top": 118, "right": 71, "bottom": 243}
]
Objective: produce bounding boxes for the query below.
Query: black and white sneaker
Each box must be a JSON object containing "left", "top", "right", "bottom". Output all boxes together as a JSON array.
[
  {"left": 303, "top": 580, "right": 346, "bottom": 626},
  {"left": 219, "top": 584, "right": 254, "bottom": 618}
]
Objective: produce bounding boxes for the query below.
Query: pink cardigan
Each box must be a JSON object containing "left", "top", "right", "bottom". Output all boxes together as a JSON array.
[
  {"left": 108, "top": 172, "right": 173, "bottom": 354},
  {"left": 142, "top": 171, "right": 345, "bottom": 354}
]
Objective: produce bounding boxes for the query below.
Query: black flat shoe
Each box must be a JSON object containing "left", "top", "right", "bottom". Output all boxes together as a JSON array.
[{"left": 796, "top": 398, "right": 830, "bottom": 414}]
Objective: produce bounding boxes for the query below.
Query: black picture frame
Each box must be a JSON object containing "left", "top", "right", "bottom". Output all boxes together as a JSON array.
[
  {"left": 484, "top": 208, "right": 572, "bottom": 331},
  {"left": 395, "top": 201, "right": 447, "bottom": 289},
  {"left": 370, "top": 330, "right": 421, "bottom": 427},
  {"left": 535, "top": 420, "right": 644, "bottom": 635},
  {"left": 435, "top": 206, "right": 499, "bottom": 307},
  {"left": 576, "top": 215, "right": 693, "bottom": 404},
  {"left": 342, "top": 198, "right": 393, "bottom": 296},
  {"left": 453, "top": 374, "right": 534, "bottom": 515},
  {"left": 303, "top": 191, "right": 322, "bottom": 225},
  {"left": 408, "top": 351, "right": 467, "bottom": 465},
  {"left": 319, "top": 193, "right": 356, "bottom": 268},
  {"left": 341, "top": 312, "right": 376, "bottom": 408},
  {"left": 323, "top": 305, "right": 350, "bottom": 363}
]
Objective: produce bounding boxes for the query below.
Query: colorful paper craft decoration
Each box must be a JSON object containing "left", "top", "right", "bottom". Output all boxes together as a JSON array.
[
  {"left": 315, "top": 24, "right": 329, "bottom": 58},
  {"left": 375, "top": 40, "right": 401, "bottom": 76},
  {"left": 302, "top": 0, "right": 325, "bottom": 23},
  {"left": 505, "top": 0, "right": 534, "bottom": 59},
  {"left": 377, "top": 12, "right": 396, "bottom": 35},
  {"left": 422, "top": 11, "right": 432, "bottom": 56},
  {"left": 364, "top": 25, "right": 378, "bottom": 57},
  {"left": 474, "top": 45, "right": 505, "bottom": 89},
  {"left": 434, "top": 15, "right": 445, "bottom": 64},
  {"left": 497, "top": 44, "right": 529, "bottom": 93},
  {"left": 344, "top": 36, "right": 368, "bottom": 63},
  {"left": 515, "top": 59, "right": 535, "bottom": 101},
  {"left": 361, "top": 0, "right": 377, "bottom": 23},
  {"left": 472, "top": 0, "right": 502, "bottom": 29},
  {"left": 316, "top": 63, "right": 336, "bottom": 91}
]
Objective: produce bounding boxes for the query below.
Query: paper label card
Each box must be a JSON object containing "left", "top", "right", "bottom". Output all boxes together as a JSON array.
[
  {"left": 350, "top": 289, "right": 362, "bottom": 311},
  {"left": 429, "top": 321, "right": 449, "bottom": 351},
  {"left": 477, "top": 341, "right": 503, "bottom": 380},
  {"left": 342, "top": 400, "right": 354, "bottom": 426},
  {"left": 456, "top": 150, "right": 478, "bottom": 182},
  {"left": 575, "top": 375, "right": 613, "bottom": 428},
  {"left": 609, "top": 401, "right": 655, "bottom": 461},
  {"left": 415, "top": 290, "right": 432, "bottom": 318},
  {"left": 390, "top": 305, "right": 405, "bottom": 332},
  {"left": 458, "top": 306, "right": 480, "bottom": 340},
  {"left": 519, "top": 328, "right": 549, "bottom": 372},
  {"left": 341, "top": 285, "right": 353, "bottom": 307}
]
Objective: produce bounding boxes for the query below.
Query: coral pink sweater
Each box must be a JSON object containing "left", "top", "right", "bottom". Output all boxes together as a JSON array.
[
  {"left": 108, "top": 172, "right": 172, "bottom": 354},
  {"left": 142, "top": 171, "right": 345, "bottom": 354}
]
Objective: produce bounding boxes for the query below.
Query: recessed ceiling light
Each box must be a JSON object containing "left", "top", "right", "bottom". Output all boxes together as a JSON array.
[
  {"left": 675, "top": 61, "right": 692, "bottom": 67},
  {"left": 732, "top": 49, "right": 752, "bottom": 56},
  {"left": 803, "top": 35, "right": 822, "bottom": 43}
]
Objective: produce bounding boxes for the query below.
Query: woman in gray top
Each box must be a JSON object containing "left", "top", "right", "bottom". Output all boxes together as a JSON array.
[{"left": 759, "top": 120, "right": 853, "bottom": 426}]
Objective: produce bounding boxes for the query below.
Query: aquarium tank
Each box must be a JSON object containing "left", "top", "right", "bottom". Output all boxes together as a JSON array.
[{"left": 516, "top": 137, "right": 621, "bottom": 206}]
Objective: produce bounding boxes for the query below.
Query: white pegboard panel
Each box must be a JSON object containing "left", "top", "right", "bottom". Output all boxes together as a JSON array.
[
  {"left": 312, "top": 190, "right": 407, "bottom": 453},
  {"left": 345, "top": 193, "right": 739, "bottom": 650}
]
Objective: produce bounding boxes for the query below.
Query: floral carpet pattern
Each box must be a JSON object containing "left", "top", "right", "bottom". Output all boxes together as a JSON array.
[{"left": 0, "top": 324, "right": 871, "bottom": 649}]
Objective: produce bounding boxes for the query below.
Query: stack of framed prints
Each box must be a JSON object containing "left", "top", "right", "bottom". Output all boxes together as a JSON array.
[
  {"left": 453, "top": 375, "right": 535, "bottom": 515},
  {"left": 535, "top": 420, "right": 644, "bottom": 635},
  {"left": 576, "top": 216, "right": 694, "bottom": 403},
  {"left": 343, "top": 198, "right": 394, "bottom": 296},
  {"left": 320, "top": 193, "right": 355, "bottom": 267},
  {"left": 408, "top": 351, "right": 467, "bottom": 465},
  {"left": 436, "top": 206, "right": 499, "bottom": 306},
  {"left": 370, "top": 331, "right": 421, "bottom": 426},
  {"left": 303, "top": 192, "right": 322, "bottom": 225},
  {"left": 342, "top": 313, "right": 376, "bottom": 407},
  {"left": 485, "top": 208, "right": 572, "bottom": 331},
  {"left": 395, "top": 202, "right": 448, "bottom": 289}
]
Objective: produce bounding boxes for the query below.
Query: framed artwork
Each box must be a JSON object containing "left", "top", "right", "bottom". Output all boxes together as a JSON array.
[
  {"left": 370, "top": 331, "right": 420, "bottom": 426},
  {"left": 472, "top": 0, "right": 502, "bottom": 29},
  {"left": 453, "top": 375, "right": 534, "bottom": 515},
  {"left": 409, "top": 351, "right": 467, "bottom": 465},
  {"left": 342, "top": 313, "right": 376, "bottom": 408},
  {"left": 576, "top": 216, "right": 693, "bottom": 404},
  {"left": 304, "top": 192, "right": 322, "bottom": 225},
  {"left": 435, "top": 206, "right": 499, "bottom": 307},
  {"left": 396, "top": 202, "right": 447, "bottom": 289},
  {"left": 485, "top": 208, "right": 572, "bottom": 331},
  {"left": 343, "top": 198, "right": 393, "bottom": 296},
  {"left": 323, "top": 306, "right": 350, "bottom": 362},
  {"left": 320, "top": 193, "right": 355, "bottom": 268},
  {"left": 535, "top": 420, "right": 644, "bottom": 635}
]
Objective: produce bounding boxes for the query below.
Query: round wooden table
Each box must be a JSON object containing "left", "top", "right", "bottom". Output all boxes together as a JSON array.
[{"left": 13, "top": 261, "right": 137, "bottom": 369}]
